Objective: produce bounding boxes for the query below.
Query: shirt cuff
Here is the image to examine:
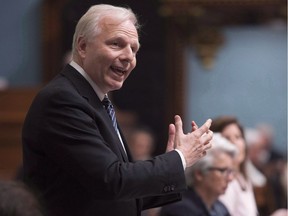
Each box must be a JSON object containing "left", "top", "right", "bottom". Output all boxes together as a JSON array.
[{"left": 174, "top": 149, "right": 186, "bottom": 170}]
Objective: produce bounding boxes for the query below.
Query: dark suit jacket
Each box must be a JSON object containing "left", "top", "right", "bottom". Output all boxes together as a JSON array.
[
  {"left": 160, "top": 187, "right": 231, "bottom": 216},
  {"left": 22, "top": 65, "right": 186, "bottom": 216}
]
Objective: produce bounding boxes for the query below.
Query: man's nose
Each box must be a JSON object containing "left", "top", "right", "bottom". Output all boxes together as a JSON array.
[{"left": 120, "top": 46, "right": 135, "bottom": 63}]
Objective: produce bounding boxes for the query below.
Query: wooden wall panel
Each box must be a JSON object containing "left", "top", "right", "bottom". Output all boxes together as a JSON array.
[{"left": 0, "top": 87, "right": 39, "bottom": 180}]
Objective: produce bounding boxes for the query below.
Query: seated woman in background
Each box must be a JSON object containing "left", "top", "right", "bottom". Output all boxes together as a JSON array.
[
  {"left": 210, "top": 116, "right": 259, "bottom": 216},
  {"left": 160, "top": 133, "right": 237, "bottom": 216}
]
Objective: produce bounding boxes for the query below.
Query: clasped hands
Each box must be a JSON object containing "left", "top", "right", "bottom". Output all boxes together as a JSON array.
[{"left": 166, "top": 115, "right": 213, "bottom": 168}]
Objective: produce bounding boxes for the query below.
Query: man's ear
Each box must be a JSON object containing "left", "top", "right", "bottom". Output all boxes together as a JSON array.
[{"left": 76, "top": 36, "right": 87, "bottom": 58}]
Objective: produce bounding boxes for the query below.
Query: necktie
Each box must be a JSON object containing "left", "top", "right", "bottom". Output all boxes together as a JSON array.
[
  {"left": 102, "top": 95, "right": 127, "bottom": 156},
  {"left": 102, "top": 95, "right": 118, "bottom": 132}
]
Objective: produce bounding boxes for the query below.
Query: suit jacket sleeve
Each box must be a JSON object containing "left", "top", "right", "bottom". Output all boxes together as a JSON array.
[{"left": 142, "top": 193, "right": 182, "bottom": 210}]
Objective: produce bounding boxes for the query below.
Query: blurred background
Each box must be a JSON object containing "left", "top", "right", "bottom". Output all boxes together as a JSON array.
[{"left": 0, "top": 0, "right": 287, "bottom": 210}]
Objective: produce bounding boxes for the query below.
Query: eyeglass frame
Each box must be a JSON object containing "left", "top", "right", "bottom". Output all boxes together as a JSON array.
[{"left": 206, "top": 167, "right": 235, "bottom": 177}]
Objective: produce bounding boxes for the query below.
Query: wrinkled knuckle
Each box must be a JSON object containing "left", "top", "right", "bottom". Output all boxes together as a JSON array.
[{"left": 203, "top": 125, "right": 209, "bottom": 131}]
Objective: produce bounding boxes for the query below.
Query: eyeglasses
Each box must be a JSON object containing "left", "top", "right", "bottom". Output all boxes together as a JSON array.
[{"left": 207, "top": 167, "right": 235, "bottom": 177}]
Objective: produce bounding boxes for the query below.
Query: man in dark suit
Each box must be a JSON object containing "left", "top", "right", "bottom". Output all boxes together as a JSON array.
[{"left": 22, "top": 4, "right": 213, "bottom": 216}]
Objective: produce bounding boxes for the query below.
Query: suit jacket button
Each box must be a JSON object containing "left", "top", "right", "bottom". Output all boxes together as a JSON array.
[{"left": 170, "top": 185, "right": 175, "bottom": 191}]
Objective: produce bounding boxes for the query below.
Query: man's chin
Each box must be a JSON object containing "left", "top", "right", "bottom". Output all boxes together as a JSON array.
[{"left": 109, "top": 83, "right": 123, "bottom": 91}]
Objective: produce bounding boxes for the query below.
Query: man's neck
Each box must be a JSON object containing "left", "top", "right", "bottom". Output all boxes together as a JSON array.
[{"left": 69, "top": 59, "right": 106, "bottom": 101}]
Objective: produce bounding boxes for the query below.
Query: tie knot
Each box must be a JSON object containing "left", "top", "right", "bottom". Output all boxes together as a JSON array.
[
  {"left": 102, "top": 96, "right": 113, "bottom": 109},
  {"left": 102, "top": 95, "right": 118, "bottom": 132}
]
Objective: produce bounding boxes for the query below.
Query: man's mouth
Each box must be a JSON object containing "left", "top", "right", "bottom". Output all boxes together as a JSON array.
[{"left": 111, "top": 66, "right": 126, "bottom": 76}]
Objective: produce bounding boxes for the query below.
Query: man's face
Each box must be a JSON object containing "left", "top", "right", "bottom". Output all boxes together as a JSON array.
[{"left": 78, "top": 16, "right": 140, "bottom": 93}]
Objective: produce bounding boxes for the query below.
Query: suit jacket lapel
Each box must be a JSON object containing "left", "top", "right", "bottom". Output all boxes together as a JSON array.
[
  {"left": 60, "top": 64, "right": 102, "bottom": 109},
  {"left": 60, "top": 65, "right": 129, "bottom": 162}
]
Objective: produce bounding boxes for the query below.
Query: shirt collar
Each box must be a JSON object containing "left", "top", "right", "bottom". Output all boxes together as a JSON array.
[{"left": 69, "top": 60, "right": 105, "bottom": 101}]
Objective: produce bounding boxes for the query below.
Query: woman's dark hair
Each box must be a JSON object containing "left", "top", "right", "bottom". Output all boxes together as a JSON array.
[{"left": 210, "top": 115, "right": 248, "bottom": 179}]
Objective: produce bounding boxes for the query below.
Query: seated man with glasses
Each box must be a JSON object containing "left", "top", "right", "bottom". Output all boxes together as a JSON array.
[{"left": 160, "top": 133, "right": 237, "bottom": 216}]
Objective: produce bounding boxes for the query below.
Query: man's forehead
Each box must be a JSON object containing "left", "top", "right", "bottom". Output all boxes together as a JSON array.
[
  {"left": 100, "top": 16, "right": 138, "bottom": 32},
  {"left": 100, "top": 18, "right": 139, "bottom": 44}
]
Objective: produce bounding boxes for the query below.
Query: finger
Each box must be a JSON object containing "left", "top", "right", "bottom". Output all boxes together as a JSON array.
[
  {"left": 202, "top": 130, "right": 213, "bottom": 145},
  {"left": 195, "top": 145, "right": 203, "bottom": 153},
  {"left": 191, "top": 121, "right": 198, "bottom": 132},
  {"left": 193, "top": 119, "right": 212, "bottom": 138},
  {"left": 194, "top": 150, "right": 206, "bottom": 159},
  {"left": 174, "top": 115, "right": 184, "bottom": 136},
  {"left": 204, "top": 142, "right": 212, "bottom": 151},
  {"left": 201, "top": 151, "right": 207, "bottom": 157},
  {"left": 166, "top": 124, "right": 175, "bottom": 152}
]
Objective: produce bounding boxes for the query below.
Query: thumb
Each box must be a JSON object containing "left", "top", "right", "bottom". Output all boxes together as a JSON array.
[{"left": 166, "top": 124, "right": 175, "bottom": 152}]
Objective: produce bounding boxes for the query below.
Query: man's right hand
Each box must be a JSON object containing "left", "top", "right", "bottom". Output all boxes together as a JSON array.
[{"left": 171, "top": 115, "right": 213, "bottom": 168}]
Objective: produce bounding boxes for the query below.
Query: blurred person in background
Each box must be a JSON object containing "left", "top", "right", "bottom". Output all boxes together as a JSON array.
[
  {"left": 127, "top": 125, "right": 160, "bottom": 216},
  {"left": 247, "top": 124, "right": 286, "bottom": 176},
  {"left": 246, "top": 127, "right": 287, "bottom": 214},
  {"left": 127, "top": 125, "right": 155, "bottom": 161},
  {"left": 0, "top": 180, "right": 44, "bottom": 216},
  {"left": 160, "top": 133, "right": 237, "bottom": 216},
  {"left": 210, "top": 116, "right": 259, "bottom": 216},
  {"left": 269, "top": 162, "right": 288, "bottom": 216}
]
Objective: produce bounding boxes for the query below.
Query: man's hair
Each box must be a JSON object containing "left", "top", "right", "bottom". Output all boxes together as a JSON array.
[
  {"left": 186, "top": 133, "right": 237, "bottom": 186},
  {"left": 72, "top": 4, "right": 140, "bottom": 56}
]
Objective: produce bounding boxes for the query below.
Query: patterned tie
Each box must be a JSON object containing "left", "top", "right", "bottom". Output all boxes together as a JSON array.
[{"left": 102, "top": 95, "right": 118, "bottom": 132}]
